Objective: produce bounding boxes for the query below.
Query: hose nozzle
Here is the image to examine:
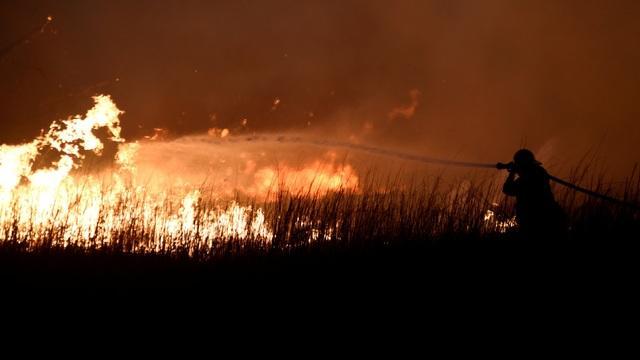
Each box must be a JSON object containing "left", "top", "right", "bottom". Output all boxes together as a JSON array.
[{"left": 496, "top": 162, "right": 515, "bottom": 171}]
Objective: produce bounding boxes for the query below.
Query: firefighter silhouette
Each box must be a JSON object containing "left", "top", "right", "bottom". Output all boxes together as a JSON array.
[{"left": 501, "top": 149, "right": 567, "bottom": 239}]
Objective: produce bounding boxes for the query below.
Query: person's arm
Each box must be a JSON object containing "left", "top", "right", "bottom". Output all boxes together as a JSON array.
[{"left": 502, "top": 172, "right": 518, "bottom": 196}]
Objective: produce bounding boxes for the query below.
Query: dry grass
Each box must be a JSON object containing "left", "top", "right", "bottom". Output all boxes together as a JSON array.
[{"left": 1, "top": 164, "right": 638, "bottom": 262}]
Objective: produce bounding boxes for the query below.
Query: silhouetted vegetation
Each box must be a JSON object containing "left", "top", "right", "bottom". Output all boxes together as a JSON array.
[{"left": 1, "top": 164, "right": 638, "bottom": 288}]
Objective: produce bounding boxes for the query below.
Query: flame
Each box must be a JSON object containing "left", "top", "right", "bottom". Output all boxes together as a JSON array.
[
  {"left": 207, "top": 128, "right": 230, "bottom": 138},
  {"left": 248, "top": 158, "right": 359, "bottom": 198},
  {"left": 271, "top": 97, "right": 281, "bottom": 111},
  {"left": 0, "top": 142, "right": 39, "bottom": 203},
  {"left": 483, "top": 209, "right": 517, "bottom": 233},
  {"left": 115, "top": 142, "right": 140, "bottom": 173},
  {"left": 0, "top": 95, "right": 273, "bottom": 254},
  {"left": 44, "top": 94, "right": 124, "bottom": 157}
]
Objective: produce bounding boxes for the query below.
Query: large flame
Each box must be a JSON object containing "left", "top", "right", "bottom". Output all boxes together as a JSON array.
[{"left": 0, "top": 95, "right": 272, "bottom": 254}]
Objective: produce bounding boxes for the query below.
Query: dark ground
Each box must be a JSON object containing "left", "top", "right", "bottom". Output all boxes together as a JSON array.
[{"left": 1, "top": 236, "right": 636, "bottom": 296}]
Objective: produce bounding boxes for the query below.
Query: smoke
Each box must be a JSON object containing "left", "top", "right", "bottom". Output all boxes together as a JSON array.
[{"left": 1, "top": 0, "right": 639, "bottom": 179}]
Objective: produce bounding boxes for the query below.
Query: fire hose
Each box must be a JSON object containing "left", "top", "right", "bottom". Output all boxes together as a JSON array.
[
  {"left": 261, "top": 136, "right": 640, "bottom": 211},
  {"left": 496, "top": 161, "right": 639, "bottom": 210},
  {"left": 546, "top": 174, "right": 639, "bottom": 210}
]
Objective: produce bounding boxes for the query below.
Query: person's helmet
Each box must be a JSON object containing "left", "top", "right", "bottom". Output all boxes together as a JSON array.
[{"left": 513, "top": 149, "right": 541, "bottom": 166}]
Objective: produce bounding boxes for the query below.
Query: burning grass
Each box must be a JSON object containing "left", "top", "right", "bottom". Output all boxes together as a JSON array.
[
  {"left": 1, "top": 168, "right": 638, "bottom": 262},
  {"left": 0, "top": 95, "right": 638, "bottom": 264}
]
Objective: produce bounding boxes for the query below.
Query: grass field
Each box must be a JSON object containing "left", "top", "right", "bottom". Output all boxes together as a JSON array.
[{"left": 1, "top": 163, "right": 638, "bottom": 289}]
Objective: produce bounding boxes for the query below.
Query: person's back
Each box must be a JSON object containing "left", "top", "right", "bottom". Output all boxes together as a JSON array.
[{"left": 502, "top": 149, "right": 566, "bottom": 239}]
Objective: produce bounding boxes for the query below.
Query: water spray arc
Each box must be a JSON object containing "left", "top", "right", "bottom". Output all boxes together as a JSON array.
[{"left": 237, "top": 135, "right": 639, "bottom": 211}]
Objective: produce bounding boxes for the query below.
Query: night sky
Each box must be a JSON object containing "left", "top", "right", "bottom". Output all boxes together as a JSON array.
[{"left": 1, "top": 0, "right": 639, "bottom": 177}]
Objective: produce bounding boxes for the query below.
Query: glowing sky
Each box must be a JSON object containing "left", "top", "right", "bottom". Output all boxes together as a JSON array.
[{"left": 1, "top": 0, "right": 639, "bottom": 177}]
